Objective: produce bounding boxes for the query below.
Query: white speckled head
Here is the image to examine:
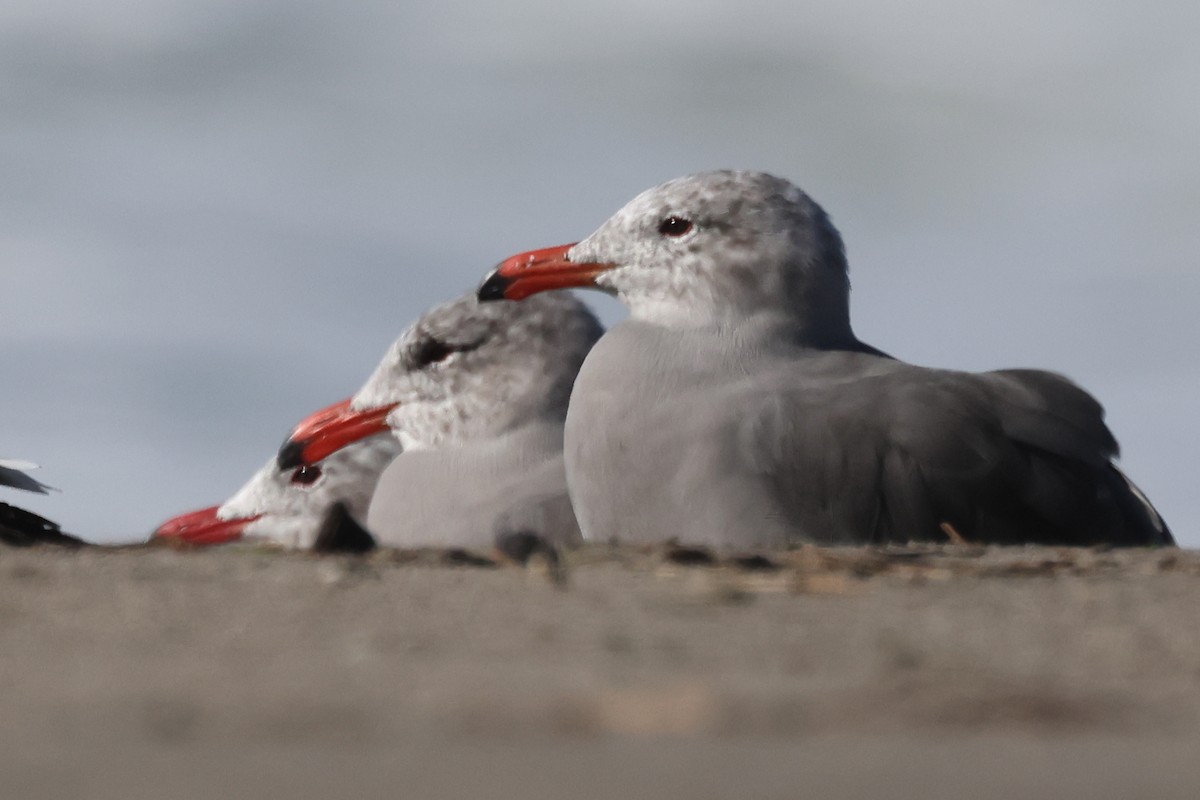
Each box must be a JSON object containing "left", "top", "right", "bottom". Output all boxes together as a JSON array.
[
  {"left": 352, "top": 291, "right": 603, "bottom": 450},
  {"left": 569, "top": 171, "right": 854, "bottom": 342},
  {"left": 217, "top": 434, "right": 401, "bottom": 548}
]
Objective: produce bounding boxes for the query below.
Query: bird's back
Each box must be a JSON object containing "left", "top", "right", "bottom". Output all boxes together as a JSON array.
[{"left": 565, "top": 321, "right": 1172, "bottom": 547}]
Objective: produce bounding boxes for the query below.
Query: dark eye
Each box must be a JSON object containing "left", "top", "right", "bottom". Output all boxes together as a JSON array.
[
  {"left": 412, "top": 338, "right": 454, "bottom": 368},
  {"left": 411, "top": 337, "right": 481, "bottom": 369},
  {"left": 657, "top": 216, "right": 693, "bottom": 237},
  {"left": 290, "top": 465, "right": 323, "bottom": 486}
]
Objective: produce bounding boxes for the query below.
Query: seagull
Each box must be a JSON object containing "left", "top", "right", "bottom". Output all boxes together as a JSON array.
[
  {"left": 151, "top": 431, "right": 401, "bottom": 548},
  {"left": 0, "top": 459, "right": 55, "bottom": 494},
  {"left": 0, "top": 459, "right": 81, "bottom": 547},
  {"left": 277, "top": 291, "right": 603, "bottom": 549},
  {"left": 478, "top": 170, "right": 1173, "bottom": 548}
]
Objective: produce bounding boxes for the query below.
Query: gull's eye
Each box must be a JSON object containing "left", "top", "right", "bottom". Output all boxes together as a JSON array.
[
  {"left": 412, "top": 337, "right": 481, "bottom": 369},
  {"left": 657, "top": 216, "right": 693, "bottom": 237},
  {"left": 290, "top": 465, "right": 323, "bottom": 486},
  {"left": 412, "top": 339, "right": 453, "bottom": 367}
]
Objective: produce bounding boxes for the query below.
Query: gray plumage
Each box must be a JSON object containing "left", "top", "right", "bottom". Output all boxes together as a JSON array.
[
  {"left": 498, "top": 171, "right": 1172, "bottom": 548},
  {"left": 219, "top": 435, "right": 401, "bottom": 549},
  {"left": 0, "top": 459, "right": 54, "bottom": 495},
  {"left": 368, "top": 419, "right": 578, "bottom": 548},
  {"left": 358, "top": 292, "right": 604, "bottom": 547}
]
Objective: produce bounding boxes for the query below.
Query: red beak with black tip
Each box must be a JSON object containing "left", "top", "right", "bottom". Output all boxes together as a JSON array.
[
  {"left": 277, "top": 397, "right": 399, "bottom": 470},
  {"left": 477, "top": 243, "right": 615, "bottom": 302},
  {"left": 152, "top": 505, "right": 260, "bottom": 547}
]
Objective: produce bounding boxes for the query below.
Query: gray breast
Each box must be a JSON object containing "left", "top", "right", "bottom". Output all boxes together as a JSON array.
[
  {"left": 366, "top": 419, "right": 581, "bottom": 549},
  {"left": 564, "top": 322, "right": 801, "bottom": 548}
]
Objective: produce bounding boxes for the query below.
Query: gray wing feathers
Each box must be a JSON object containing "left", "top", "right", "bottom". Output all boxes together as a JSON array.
[
  {"left": 741, "top": 367, "right": 1172, "bottom": 545},
  {"left": 1108, "top": 466, "right": 1174, "bottom": 545},
  {"left": 0, "top": 463, "right": 53, "bottom": 494},
  {"left": 982, "top": 369, "right": 1117, "bottom": 466}
]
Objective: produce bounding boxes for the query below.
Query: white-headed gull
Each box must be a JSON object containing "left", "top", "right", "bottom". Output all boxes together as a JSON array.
[
  {"left": 152, "top": 431, "right": 400, "bottom": 548},
  {"left": 477, "top": 170, "right": 1172, "bottom": 548},
  {"left": 277, "top": 291, "right": 603, "bottom": 549}
]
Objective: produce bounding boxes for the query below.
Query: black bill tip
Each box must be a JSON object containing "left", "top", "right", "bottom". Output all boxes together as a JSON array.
[
  {"left": 476, "top": 268, "right": 511, "bottom": 302},
  {"left": 276, "top": 437, "right": 307, "bottom": 471}
]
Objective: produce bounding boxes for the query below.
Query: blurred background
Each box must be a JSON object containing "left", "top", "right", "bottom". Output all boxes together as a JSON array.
[{"left": 1, "top": 0, "right": 1195, "bottom": 544}]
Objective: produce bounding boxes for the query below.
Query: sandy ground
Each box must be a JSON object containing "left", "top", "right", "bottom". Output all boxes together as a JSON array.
[{"left": 3, "top": 542, "right": 1199, "bottom": 799}]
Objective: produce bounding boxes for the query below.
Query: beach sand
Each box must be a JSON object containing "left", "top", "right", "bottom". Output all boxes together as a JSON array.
[{"left": 4, "top": 543, "right": 1199, "bottom": 798}]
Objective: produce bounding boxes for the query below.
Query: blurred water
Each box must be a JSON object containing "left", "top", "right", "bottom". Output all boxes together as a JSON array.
[{"left": 1, "top": 0, "right": 1196, "bottom": 543}]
